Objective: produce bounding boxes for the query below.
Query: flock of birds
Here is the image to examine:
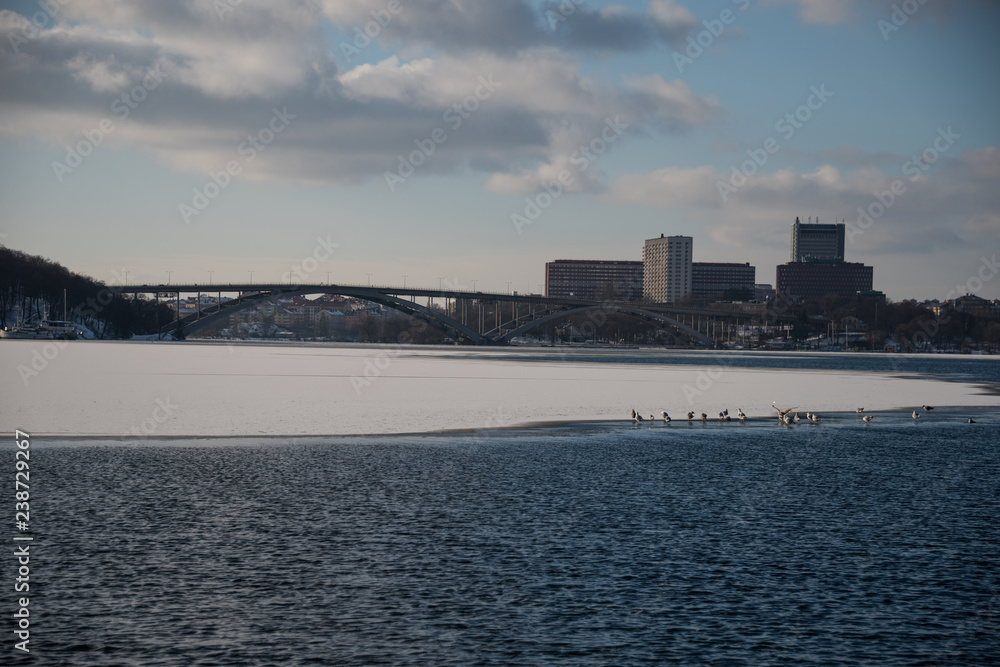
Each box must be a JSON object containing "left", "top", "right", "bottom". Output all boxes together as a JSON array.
[{"left": 629, "top": 402, "right": 979, "bottom": 425}]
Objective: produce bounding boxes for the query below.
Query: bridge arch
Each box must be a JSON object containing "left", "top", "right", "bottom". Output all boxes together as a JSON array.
[
  {"left": 165, "top": 287, "right": 487, "bottom": 344},
  {"left": 498, "top": 304, "right": 714, "bottom": 346}
]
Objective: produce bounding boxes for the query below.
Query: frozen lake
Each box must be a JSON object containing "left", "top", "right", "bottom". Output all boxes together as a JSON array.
[{"left": 2, "top": 341, "right": 997, "bottom": 437}]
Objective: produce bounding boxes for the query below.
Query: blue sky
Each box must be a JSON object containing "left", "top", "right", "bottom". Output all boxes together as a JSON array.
[{"left": 1, "top": 0, "right": 998, "bottom": 300}]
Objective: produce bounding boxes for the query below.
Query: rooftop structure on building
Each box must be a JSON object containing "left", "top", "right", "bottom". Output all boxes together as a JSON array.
[
  {"left": 544, "top": 259, "right": 643, "bottom": 300},
  {"left": 791, "top": 216, "right": 845, "bottom": 263}
]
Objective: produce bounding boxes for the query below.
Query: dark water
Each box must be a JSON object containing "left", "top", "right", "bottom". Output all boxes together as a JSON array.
[{"left": 14, "top": 417, "right": 1000, "bottom": 665}]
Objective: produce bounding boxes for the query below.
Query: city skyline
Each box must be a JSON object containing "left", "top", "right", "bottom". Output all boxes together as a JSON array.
[{"left": 1, "top": 0, "right": 998, "bottom": 301}]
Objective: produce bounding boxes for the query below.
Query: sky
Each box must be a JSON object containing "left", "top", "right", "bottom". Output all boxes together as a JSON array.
[{"left": 0, "top": 0, "right": 998, "bottom": 300}]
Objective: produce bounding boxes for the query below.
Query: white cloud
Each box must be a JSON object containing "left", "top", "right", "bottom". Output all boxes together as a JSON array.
[{"left": 606, "top": 149, "right": 1000, "bottom": 254}]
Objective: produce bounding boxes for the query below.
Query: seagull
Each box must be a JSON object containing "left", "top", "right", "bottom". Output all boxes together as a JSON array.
[
  {"left": 687, "top": 411, "right": 695, "bottom": 420},
  {"left": 773, "top": 402, "right": 798, "bottom": 419},
  {"left": 922, "top": 405, "right": 934, "bottom": 411},
  {"left": 737, "top": 408, "right": 747, "bottom": 421},
  {"left": 912, "top": 410, "right": 921, "bottom": 420},
  {"left": 662, "top": 412, "right": 671, "bottom": 423},
  {"left": 968, "top": 418, "right": 976, "bottom": 423},
  {"left": 700, "top": 413, "right": 708, "bottom": 422},
  {"left": 863, "top": 415, "right": 873, "bottom": 423},
  {"left": 856, "top": 407, "right": 865, "bottom": 413},
  {"left": 635, "top": 413, "right": 644, "bottom": 422},
  {"left": 809, "top": 413, "right": 821, "bottom": 423},
  {"left": 723, "top": 408, "right": 729, "bottom": 417},
  {"left": 793, "top": 412, "right": 801, "bottom": 423},
  {"left": 649, "top": 414, "right": 654, "bottom": 421},
  {"left": 631, "top": 409, "right": 636, "bottom": 420},
  {"left": 782, "top": 414, "right": 793, "bottom": 425}
]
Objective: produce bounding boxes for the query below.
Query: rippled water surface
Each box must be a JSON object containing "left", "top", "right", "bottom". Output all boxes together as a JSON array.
[{"left": 16, "top": 419, "right": 999, "bottom": 665}]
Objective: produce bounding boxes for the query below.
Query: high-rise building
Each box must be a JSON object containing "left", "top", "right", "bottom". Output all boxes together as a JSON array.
[
  {"left": 544, "top": 260, "right": 643, "bottom": 300},
  {"left": 691, "top": 262, "right": 755, "bottom": 300},
  {"left": 776, "top": 260, "right": 873, "bottom": 301},
  {"left": 791, "top": 216, "right": 845, "bottom": 262},
  {"left": 643, "top": 235, "right": 692, "bottom": 303}
]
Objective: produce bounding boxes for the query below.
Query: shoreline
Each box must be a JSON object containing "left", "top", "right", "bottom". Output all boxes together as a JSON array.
[{"left": 18, "top": 404, "right": 997, "bottom": 442}]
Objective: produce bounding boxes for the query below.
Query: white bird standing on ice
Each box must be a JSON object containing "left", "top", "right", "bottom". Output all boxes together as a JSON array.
[
  {"left": 737, "top": 408, "right": 746, "bottom": 420},
  {"left": 793, "top": 412, "right": 801, "bottom": 423},
  {"left": 700, "top": 413, "right": 708, "bottom": 422},
  {"left": 809, "top": 413, "right": 820, "bottom": 423},
  {"left": 662, "top": 412, "right": 671, "bottom": 423},
  {"left": 863, "top": 415, "right": 874, "bottom": 423},
  {"left": 635, "top": 413, "right": 644, "bottom": 422},
  {"left": 912, "top": 410, "right": 921, "bottom": 420},
  {"left": 687, "top": 412, "right": 695, "bottom": 420}
]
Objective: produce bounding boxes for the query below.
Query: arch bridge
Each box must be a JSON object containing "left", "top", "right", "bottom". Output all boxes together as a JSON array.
[{"left": 119, "top": 283, "right": 783, "bottom": 346}]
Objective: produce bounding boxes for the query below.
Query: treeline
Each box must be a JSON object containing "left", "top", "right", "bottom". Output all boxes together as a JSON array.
[
  {"left": 0, "top": 247, "right": 175, "bottom": 338},
  {"left": 777, "top": 294, "right": 1000, "bottom": 350}
]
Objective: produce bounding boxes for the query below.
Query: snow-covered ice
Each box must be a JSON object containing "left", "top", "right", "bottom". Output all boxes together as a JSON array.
[{"left": 1, "top": 341, "right": 997, "bottom": 437}]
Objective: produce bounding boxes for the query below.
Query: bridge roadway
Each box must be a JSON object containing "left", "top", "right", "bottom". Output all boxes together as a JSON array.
[{"left": 119, "top": 283, "right": 781, "bottom": 345}]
